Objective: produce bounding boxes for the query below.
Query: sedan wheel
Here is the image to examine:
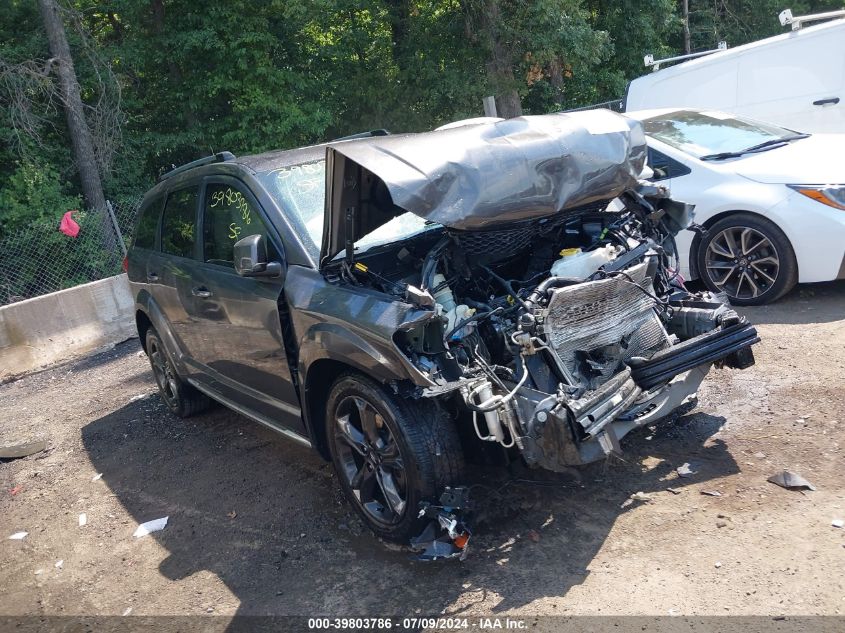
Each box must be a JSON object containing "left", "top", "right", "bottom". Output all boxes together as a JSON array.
[
  {"left": 698, "top": 213, "right": 798, "bottom": 306},
  {"left": 704, "top": 227, "right": 779, "bottom": 301}
]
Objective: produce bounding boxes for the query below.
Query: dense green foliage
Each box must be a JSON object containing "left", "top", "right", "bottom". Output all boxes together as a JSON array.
[{"left": 0, "top": 0, "right": 842, "bottom": 236}]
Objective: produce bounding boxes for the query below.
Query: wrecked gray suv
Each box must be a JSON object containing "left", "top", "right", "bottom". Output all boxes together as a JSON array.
[{"left": 127, "top": 111, "right": 759, "bottom": 552}]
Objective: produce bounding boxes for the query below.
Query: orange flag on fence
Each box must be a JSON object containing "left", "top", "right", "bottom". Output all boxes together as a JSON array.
[{"left": 59, "top": 210, "right": 80, "bottom": 238}]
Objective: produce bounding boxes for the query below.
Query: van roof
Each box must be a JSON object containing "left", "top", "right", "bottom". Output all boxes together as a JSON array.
[{"left": 636, "top": 17, "right": 845, "bottom": 81}]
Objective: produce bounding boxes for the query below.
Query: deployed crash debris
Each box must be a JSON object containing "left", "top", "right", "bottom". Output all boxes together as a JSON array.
[
  {"left": 767, "top": 470, "right": 816, "bottom": 491},
  {"left": 132, "top": 516, "right": 168, "bottom": 538},
  {"left": 677, "top": 463, "right": 699, "bottom": 478},
  {"left": 410, "top": 487, "right": 471, "bottom": 561}
]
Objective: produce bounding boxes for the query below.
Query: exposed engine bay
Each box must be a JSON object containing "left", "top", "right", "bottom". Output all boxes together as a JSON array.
[{"left": 330, "top": 184, "right": 759, "bottom": 471}]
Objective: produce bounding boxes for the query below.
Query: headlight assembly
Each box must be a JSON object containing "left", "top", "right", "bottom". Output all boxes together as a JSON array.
[{"left": 789, "top": 184, "right": 845, "bottom": 210}]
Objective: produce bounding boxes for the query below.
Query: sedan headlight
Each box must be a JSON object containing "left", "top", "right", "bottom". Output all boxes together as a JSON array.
[{"left": 789, "top": 185, "right": 845, "bottom": 210}]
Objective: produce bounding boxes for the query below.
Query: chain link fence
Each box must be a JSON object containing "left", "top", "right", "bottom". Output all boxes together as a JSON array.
[{"left": 0, "top": 197, "right": 141, "bottom": 306}]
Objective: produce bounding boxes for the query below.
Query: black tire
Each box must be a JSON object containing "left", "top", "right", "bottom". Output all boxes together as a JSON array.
[
  {"left": 697, "top": 213, "right": 798, "bottom": 306},
  {"left": 325, "top": 373, "right": 464, "bottom": 542},
  {"left": 145, "top": 328, "right": 211, "bottom": 418}
]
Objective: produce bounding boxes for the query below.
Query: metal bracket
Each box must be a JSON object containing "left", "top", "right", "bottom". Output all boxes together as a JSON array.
[
  {"left": 779, "top": 8, "right": 845, "bottom": 30},
  {"left": 644, "top": 41, "right": 727, "bottom": 71}
]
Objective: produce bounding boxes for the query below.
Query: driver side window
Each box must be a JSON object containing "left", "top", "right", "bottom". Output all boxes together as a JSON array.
[{"left": 202, "top": 183, "right": 277, "bottom": 267}]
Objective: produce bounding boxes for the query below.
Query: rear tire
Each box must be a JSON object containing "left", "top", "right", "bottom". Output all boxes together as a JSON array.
[
  {"left": 697, "top": 213, "right": 797, "bottom": 306},
  {"left": 145, "top": 328, "right": 211, "bottom": 417},
  {"left": 325, "top": 373, "right": 464, "bottom": 542}
]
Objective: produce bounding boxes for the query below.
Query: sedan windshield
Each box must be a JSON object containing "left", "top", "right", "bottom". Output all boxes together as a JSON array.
[
  {"left": 641, "top": 111, "right": 805, "bottom": 160},
  {"left": 258, "top": 160, "right": 438, "bottom": 260}
]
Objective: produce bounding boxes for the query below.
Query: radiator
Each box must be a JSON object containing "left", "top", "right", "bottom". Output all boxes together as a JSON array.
[{"left": 542, "top": 262, "right": 670, "bottom": 389}]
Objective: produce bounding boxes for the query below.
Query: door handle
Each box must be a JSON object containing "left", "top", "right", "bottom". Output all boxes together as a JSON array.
[
  {"left": 813, "top": 97, "right": 840, "bottom": 106},
  {"left": 191, "top": 286, "right": 213, "bottom": 298},
  {"left": 147, "top": 272, "right": 159, "bottom": 282}
]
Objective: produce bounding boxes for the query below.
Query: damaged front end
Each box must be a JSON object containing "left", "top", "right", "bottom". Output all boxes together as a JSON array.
[
  {"left": 397, "top": 189, "right": 758, "bottom": 472},
  {"left": 317, "top": 111, "right": 759, "bottom": 550}
]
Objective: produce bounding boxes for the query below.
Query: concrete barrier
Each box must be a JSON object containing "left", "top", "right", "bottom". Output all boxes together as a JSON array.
[{"left": 0, "top": 274, "right": 136, "bottom": 381}]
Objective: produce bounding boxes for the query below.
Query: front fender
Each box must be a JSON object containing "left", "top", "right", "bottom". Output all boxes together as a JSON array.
[{"left": 298, "top": 321, "right": 434, "bottom": 388}]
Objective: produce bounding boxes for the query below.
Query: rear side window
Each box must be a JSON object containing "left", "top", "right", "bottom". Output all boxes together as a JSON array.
[
  {"left": 202, "top": 183, "right": 277, "bottom": 267},
  {"left": 647, "top": 147, "right": 691, "bottom": 181},
  {"left": 161, "top": 187, "right": 198, "bottom": 258},
  {"left": 133, "top": 196, "right": 162, "bottom": 249}
]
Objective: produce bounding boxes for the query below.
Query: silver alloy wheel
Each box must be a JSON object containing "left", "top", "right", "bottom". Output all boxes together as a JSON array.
[
  {"left": 334, "top": 395, "right": 407, "bottom": 526},
  {"left": 149, "top": 339, "right": 179, "bottom": 409},
  {"left": 704, "top": 226, "right": 780, "bottom": 300}
]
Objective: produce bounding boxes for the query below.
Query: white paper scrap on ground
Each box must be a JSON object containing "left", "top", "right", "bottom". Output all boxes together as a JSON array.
[
  {"left": 9, "top": 532, "right": 28, "bottom": 540},
  {"left": 91, "top": 473, "right": 103, "bottom": 482},
  {"left": 133, "top": 516, "right": 168, "bottom": 538},
  {"left": 78, "top": 513, "right": 87, "bottom": 527}
]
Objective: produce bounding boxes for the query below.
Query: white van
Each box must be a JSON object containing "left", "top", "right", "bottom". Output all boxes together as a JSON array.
[{"left": 624, "top": 16, "right": 845, "bottom": 133}]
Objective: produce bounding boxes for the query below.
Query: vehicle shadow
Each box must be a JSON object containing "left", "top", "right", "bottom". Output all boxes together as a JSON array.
[
  {"left": 81, "top": 397, "right": 736, "bottom": 618},
  {"left": 735, "top": 280, "right": 845, "bottom": 326}
]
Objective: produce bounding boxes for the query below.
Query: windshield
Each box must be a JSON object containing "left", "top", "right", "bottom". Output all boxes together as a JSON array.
[
  {"left": 259, "top": 159, "right": 439, "bottom": 261},
  {"left": 259, "top": 161, "right": 326, "bottom": 256},
  {"left": 642, "top": 111, "right": 800, "bottom": 159}
]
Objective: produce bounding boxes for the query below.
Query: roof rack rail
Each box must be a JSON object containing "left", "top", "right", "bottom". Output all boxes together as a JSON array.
[
  {"left": 779, "top": 8, "right": 845, "bottom": 30},
  {"left": 159, "top": 151, "right": 236, "bottom": 181},
  {"left": 644, "top": 41, "right": 727, "bottom": 71},
  {"left": 331, "top": 129, "right": 390, "bottom": 142}
]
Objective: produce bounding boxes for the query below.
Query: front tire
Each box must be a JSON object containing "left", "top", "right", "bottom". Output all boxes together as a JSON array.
[
  {"left": 145, "top": 328, "right": 211, "bottom": 417},
  {"left": 697, "top": 213, "right": 798, "bottom": 306},
  {"left": 326, "top": 373, "right": 464, "bottom": 542}
]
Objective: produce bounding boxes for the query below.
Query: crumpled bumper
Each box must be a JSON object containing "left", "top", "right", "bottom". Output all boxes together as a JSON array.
[{"left": 515, "top": 320, "right": 759, "bottom": 470}]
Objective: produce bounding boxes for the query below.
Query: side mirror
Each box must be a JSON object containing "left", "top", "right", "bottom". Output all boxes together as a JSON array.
[{"left": 233, "top": 234, "right": 282, "bottom": 278}]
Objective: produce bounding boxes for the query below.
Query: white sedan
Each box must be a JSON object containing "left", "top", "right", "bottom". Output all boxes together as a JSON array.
[{"left": 626, "top": 108, "right": 845, "bottom": 305}]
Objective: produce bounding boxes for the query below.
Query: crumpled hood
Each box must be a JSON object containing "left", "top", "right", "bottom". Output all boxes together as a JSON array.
[
  {"left": 732, "top": 134, "right": 845, "bottom": 184},
  {"left": 321, "top": 110, "right": 647, "bottom": 265}
]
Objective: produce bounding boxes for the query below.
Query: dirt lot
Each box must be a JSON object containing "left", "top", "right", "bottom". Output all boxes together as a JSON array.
[{"left": 1, "top": 282, "right": 844, "bottom": 618}]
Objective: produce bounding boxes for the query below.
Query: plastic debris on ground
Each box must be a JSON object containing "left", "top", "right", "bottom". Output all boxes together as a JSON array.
[
  {"left": 666, "top": 487, "right": 682, "bottom": 495},
  {"left": 410, "top": 487, "right": 471, "bottom": 561},
  {"left": 10, "top": 486, "right": 22, "bottom": 496},
  {"left": 55, "top": 560, "right": 64, "bottom": 569},
  {"left": 622, "top": 491, "right": 652, "bottom": 507},
  {"left": 701, "top": 490, "right": 722, "bottom": 497},
  {"left": 676, "top": 463, "right": 698, "bottom": 478},
  {"left": 767, "top": 470, "right": 816, "bottom": 491},
  {"left": 0, "top": 439, "right": 48, "bottom": 460},
  {"left": 133, "top": 516, "right": 169, "bottom": 538},
  {"left": 122, "top": 608, "right": 133, "bottom": 616},
  {"left": 91, "top": 473, "right": 103, "bottom": 482},
  {"left": 78, "top": 513, "right": 87, "bottom": 527},
  {"left": 832, "top": 519, "right": 844, "bottom": 528},
  {"left": 8, "top": 532, "right": 28, "bottom": 540}
]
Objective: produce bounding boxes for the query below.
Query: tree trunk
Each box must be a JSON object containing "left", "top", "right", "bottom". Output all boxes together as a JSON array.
[
  {"left": 682, "top": 0, "right": 691, "bottom": 54},
  {"left": 37, "top": 0, "right": 107, "bottom": 213},
  {"left": 548, "top": 58, "right": 565, "bottom": 108},
  {"left": 480, "top": 0, "right": 522, "bottom": 119}
]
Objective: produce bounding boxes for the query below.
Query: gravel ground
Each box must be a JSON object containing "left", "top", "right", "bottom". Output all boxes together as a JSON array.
[{"left": 1, "top": 282, "right": 844, "bottom": 618}]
